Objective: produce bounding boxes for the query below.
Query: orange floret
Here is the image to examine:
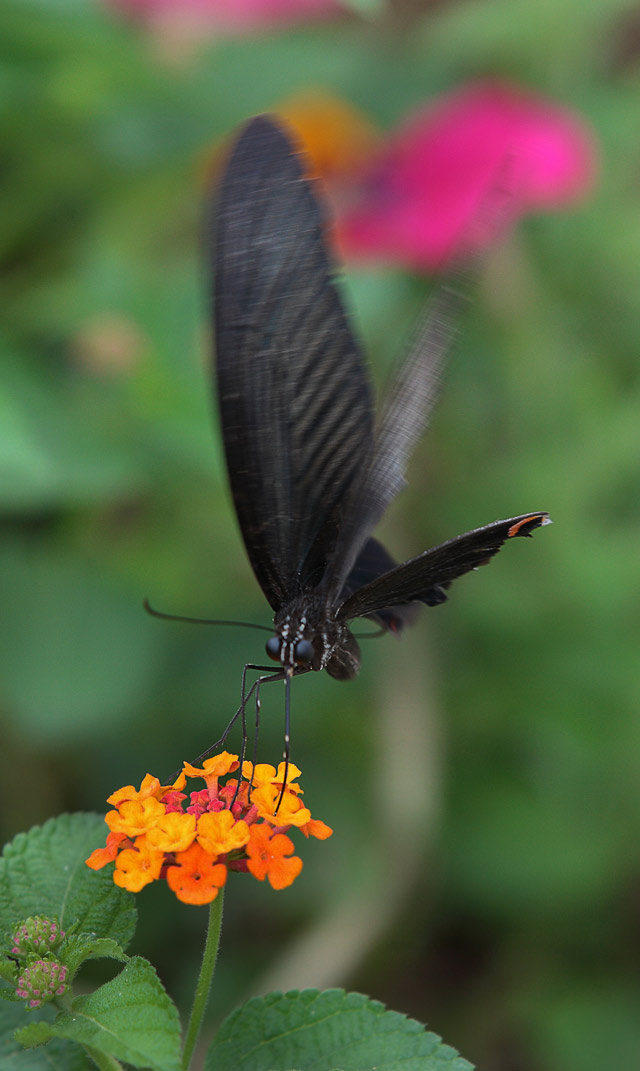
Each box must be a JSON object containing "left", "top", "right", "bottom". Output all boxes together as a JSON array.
[
  {"left": 86, "top": 831, "right": 128, "bottom": 870},
  {"left": 105, "top": 797, "right": 165, "bottom": 837},
  {"left": 196, "top": 811, "right": 250, "bottom": 856},
  {"left": 243, "top": 761, "right": 303, "bottom": 791},
  {"left": 250, "top": 784, "right": 311, "bottom": 828},
  {"left": 159, "top": 769, "right": 187, "bottom": 796},
  {"left": 113, "top": 840, "right": 164, "bottom": 893},
  {"left": 246, "top": 825, "right": 302, "bottom": 890},
  {"left": 300, "top": 818, "right": 333, "bottom": 840},
  {"left": 145, "top": 812, "right": 197, "bottom": 853},
  {"left": 182, "top": 753, "right": 239, "bottom": 780},
  {"left": 107, "top": 773, "right": 163, "bottom": 808},
  {"left": 166, "top": 843, "right": 228, "bottom": 906}
]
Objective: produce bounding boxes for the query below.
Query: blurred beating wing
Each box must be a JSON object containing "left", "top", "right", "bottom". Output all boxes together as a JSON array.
[
  {"left": 323, "top": 173, "right": 517, "bottom": 605},
  {"left": 211, "top": 115, "right": 374, "bottom": 610},
  {"left": 323, "top": 269, "right": 466, "bottom": 604},
  {"left": 337, "top": 513, "right": 550, "bottom": 621}
]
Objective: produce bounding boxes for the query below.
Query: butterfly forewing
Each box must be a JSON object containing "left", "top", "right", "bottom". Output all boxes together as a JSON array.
[
  {"left": 337, "top": 513, "right": 550, "bottom": 621},
  {"left": 212, "top": 116, "right": 374, "bottom": 610}
]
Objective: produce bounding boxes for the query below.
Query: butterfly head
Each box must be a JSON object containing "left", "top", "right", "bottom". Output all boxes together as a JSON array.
[
  {"left": 265, "top": 633, "right": 315, "bottom": 670},
  {"left": 265, "top": 600, "right": 325, "bottom": 673},
  {"left": 265, "top": 596, "right": 361, "bottom": 681}
]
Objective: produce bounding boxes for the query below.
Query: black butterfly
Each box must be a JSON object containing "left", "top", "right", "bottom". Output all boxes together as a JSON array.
[{"left": 152, "top": 114, "right": 549, "bottom": 771}]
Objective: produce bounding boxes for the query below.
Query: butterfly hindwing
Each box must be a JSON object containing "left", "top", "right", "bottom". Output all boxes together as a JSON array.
[
  {"left": 339, "top": 537, "right": 420, "bottom": 631},
  {"left": 337, "top": 513, "right": 550, "bottom": 621}
]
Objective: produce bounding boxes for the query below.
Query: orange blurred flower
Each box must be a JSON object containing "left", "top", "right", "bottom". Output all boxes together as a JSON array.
[{"left": 277, "top": 90, "right": 379, "bottom": 182}]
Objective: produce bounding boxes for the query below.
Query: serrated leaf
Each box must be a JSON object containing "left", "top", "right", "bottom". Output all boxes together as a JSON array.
[
  {"left": 16, "top": 957, "right": 182, "bottom": 1071},
  {"left": 0, "top": 814, "right": 136, "bottom": 948},
  {"left": 206, "top": 989, "right": 474, "bottom": 1071},
  {"left": 63, "top": 934, "right": 129, "bottom": 977},
  {"left": 0, "top": 998, "right": 93, "bottom": 1070},
  {"left": 0, "top": 973, "right": 22, "bottom": 1004}
]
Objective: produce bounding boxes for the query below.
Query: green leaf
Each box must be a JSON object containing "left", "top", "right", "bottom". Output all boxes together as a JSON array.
[
  {"left": 0, "top": 814, "right": 136, "bottom": 948},
  {"left": 16, "top": 957, "right": 182, "bottom": 1071},
  {"left": 206, "top": 989, "right": 474, "bottom": 1071},
  {"left": 0, "top": 960, "right": 18, "bottom": 988},
  {"left": 0, "top": 990, "right": 22, "bottom": 1005},
  {"left": 63, "top": 934, "right": 129, "bottom": 978},
  {"left": 0, "top": 997, "right": 93, "bottom": 1070}
]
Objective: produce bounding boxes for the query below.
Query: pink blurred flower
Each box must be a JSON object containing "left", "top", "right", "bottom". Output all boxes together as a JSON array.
[
  {"left": 338, "top": 83, "right": 597, "bottom": 271},
  {"left": 108, "top": 0, "right": 343, "bottom": 32}
]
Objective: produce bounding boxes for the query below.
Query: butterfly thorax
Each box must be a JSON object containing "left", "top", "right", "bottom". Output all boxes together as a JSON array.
[{"left": 271, "top": 594, "right": 361, "bottom": 681}]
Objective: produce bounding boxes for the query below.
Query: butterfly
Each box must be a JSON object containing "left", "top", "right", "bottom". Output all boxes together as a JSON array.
[{"left": 152, "top": 114, "right": 549, "bottom": 773}]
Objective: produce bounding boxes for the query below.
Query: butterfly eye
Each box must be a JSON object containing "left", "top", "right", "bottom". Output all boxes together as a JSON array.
[
  {"left": 265, "top": 636, "right": 281, "bottom": 662},
  {"left": 294, "top": 639, "right": 314, "bottom": 665}
]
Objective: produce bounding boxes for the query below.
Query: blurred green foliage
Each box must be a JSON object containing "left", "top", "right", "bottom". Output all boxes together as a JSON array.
[{"left": 2, "top": 1, "right": 640, "bottom": 1069}]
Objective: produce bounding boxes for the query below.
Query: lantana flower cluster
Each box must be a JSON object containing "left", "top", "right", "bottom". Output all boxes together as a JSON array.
[{"left": 86, "top": 753, "right": 332, "bottom": 905}]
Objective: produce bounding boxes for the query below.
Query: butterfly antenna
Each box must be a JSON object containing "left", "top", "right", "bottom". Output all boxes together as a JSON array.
[{"left": 143, "top": 598, "right": 273, "bottom": 632}]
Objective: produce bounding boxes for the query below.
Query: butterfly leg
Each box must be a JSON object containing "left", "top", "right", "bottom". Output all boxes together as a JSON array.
[
  {"left": 185, "top": 665, "right": 283, "bottom": 776},
  {"left": 275, "top": 670, "right": 294, "bottom": 813},
  {"left": 245, "top": 674, "right": 264, "bottom": 793},
  {"left": 236, "top": 662, "right": 276, "bottom": 797}
]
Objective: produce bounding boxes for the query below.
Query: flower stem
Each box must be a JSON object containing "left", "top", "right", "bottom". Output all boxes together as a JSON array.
[{"left": 182, "top": 889, "right": 225, "bottom": 1071}]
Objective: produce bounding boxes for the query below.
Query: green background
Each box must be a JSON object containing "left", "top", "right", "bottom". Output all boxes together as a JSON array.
[{"left": 2, "top": 1, "right": 640, "bottom": 1068}]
